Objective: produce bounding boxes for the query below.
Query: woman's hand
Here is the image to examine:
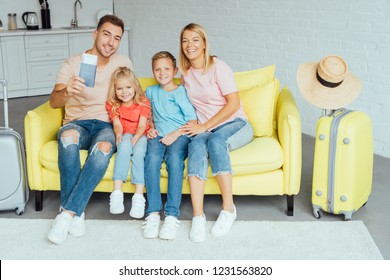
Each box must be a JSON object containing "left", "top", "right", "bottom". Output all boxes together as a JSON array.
[{"left": 181, "top": 122, "right": 208, "bottom": 136}]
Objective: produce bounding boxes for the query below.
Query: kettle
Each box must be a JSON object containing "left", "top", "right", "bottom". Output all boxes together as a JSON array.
[{"left": 22, "top": 12, "right": 39, "bottom": 30}]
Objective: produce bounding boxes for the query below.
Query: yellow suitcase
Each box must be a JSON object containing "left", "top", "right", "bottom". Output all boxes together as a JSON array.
[{"left": 312, "top": 109, "right": 373, "bottom": 220}]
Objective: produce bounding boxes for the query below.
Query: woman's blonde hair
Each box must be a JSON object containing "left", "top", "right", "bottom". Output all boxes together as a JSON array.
[
  {"left": 107, "top": 67, "right": 146, "bottom": 115},
  {"left": 179, "top": 23, "right": 214, "bottom": 76}
]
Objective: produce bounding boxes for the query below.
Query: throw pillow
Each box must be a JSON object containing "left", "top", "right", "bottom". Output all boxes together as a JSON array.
[
  {"left": 235, "top": 65, "right": 277, "bottom": 137},
  {"left": 138, "top": 77, "right": 181, "bottom": 91},
  {"left": 239, "top": 80, "right": 278, "bottom": 137},
  {"left": 234, "top": 64, "right": 275, "bottom": 92}
]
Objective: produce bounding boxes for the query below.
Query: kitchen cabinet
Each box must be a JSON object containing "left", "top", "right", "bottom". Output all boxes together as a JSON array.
[
  {"left": 0, "top": 36, "right": 28, "bottom": 98},
  {"left": 0, "top": 28, "right": 130, "bottom": 99},
  {"left": 0, "top": 47, "right": 4, "bottom": 87},
  {"left": 25, "top": 34, "right": 69, "bottom": 96},
  {"left": 69, "top": 33, "right": 94, "bottom": 56}
]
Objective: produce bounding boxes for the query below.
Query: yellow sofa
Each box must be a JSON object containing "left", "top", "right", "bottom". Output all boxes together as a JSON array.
[{"left": 24, "top": 65, "right": 302, "bottom": 215}]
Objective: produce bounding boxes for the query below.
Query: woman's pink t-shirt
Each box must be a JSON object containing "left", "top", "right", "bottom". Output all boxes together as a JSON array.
[{"left": 182, "top": 57, "right": 247, "bottom": 130}]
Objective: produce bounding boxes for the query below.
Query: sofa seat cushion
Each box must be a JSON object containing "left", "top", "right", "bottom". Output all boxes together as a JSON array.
[{"left": 39, "top": 136, "right": 283, "bottom": 180}]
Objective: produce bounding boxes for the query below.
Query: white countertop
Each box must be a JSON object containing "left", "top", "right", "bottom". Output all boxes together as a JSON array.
[
  {"left": 0, "top": 27, "right": 96, "bottom": 37},
  {"left": 0, "top": 26, "right": 129, "bottom": 37}
]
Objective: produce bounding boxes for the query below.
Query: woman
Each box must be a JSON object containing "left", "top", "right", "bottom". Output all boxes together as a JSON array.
[{"left": 180, "top": 23, "right": 254, "bottom": 242}]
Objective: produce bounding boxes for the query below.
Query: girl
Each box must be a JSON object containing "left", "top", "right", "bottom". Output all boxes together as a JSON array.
[
  {"left": 106, "top": 67, "right": 150, "bottom": 218},
  {"left": 180, "top": 23, "right": 254, "bottom": 242}
]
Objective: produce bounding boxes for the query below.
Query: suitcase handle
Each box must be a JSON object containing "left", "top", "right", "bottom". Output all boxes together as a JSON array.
[{"left": 0, "top": 79, "right": 9, "bottom": 128}]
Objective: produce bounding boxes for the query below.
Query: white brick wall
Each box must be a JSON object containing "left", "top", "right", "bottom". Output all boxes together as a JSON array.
[{"left": 115, "top": 0, "right": 390, "bottom": 158}]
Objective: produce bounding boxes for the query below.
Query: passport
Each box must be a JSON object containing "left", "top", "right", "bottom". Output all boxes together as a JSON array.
[{"left": 79, "top": 53, "right": 97, "bottom": 87}]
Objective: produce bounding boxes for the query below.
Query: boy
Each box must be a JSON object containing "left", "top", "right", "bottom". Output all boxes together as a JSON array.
[{"left": 142, "top": 51, "right": 197, "bottom": 240}]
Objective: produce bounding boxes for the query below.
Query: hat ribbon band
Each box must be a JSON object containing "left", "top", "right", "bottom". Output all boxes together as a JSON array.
[{"left": 316, "top": 72, "right": 343, "bottom": 88}]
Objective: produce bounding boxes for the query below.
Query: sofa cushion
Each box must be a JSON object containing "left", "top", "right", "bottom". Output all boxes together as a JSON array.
[
  {"left": 40, "top": 137, "right": 283, "bottom": 180},
  {"left": 234, "top": 65, "right": 275, "bottom": 91},
  {"left": 235, "top": 65, "right": 277, "bottom": 137},
  {"left": 239, "top": 80, "right": 277, "bottom": 137},
  {"left": 138, "top": 77, "right": 181, "bottom": 92}
]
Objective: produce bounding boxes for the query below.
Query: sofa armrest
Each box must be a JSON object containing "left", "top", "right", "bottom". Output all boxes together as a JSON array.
[
  {"left": 24, "top": 101, "right": 64, "bottom": 190},
  {"left": 276, "top": 87, "right": 302, "bottom": 195}
]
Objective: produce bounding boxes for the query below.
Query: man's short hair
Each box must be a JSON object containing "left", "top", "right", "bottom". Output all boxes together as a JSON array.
[{"left": 97, "top": 14, "right": 124, "bottom": 34}]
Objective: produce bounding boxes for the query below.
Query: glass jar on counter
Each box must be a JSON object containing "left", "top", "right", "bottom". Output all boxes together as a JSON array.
[{"left": 8, "top": 13, "right": 17, "bottom": 30}]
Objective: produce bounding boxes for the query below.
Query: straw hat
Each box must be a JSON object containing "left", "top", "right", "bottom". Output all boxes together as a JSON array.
[{"left": 297, "top": 55, "right": 362, "bottom": 109}]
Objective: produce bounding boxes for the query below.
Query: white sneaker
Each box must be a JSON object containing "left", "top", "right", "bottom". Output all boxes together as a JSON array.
[
  {"left": 69, "top": 212, "right": 86, "bottom": 237},
  {"left": 129, "top": 193, "right": 145, "bottom": 219},
  {"left": 142, "top": 213, "right": 160, "bottom": 239},
  {"left": 159, "top": 216, "right": 180, "bottom": 240},
  {"left": 47, "top": 212, "right": 73, "bottom": 245},
  {"left": 211, "top": 206, "right": 237, "bottom": 237},
  {"left": 189, "top": 214, "right": 207, "bottom": 243},
  {"left": 110, "top": 190, "right": 124, "bottom": 214}
]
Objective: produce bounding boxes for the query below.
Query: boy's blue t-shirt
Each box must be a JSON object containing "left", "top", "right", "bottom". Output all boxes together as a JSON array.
[{"left": 145, "top": 84, "right": 197, "bottom": 137}]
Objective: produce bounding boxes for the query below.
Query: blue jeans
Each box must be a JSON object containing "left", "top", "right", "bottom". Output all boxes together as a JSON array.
[
  {"left": 187, "top": 118, "right": 253, "bottom": 180},
  {"left": 58, "top": 120, "right": 115, "bottom": 216},
  {"left": 113, "top": 134, "right": 147, "bottom": 185},
  {"left": 144, "top": 135, "right": 191, "bottom": 218}
]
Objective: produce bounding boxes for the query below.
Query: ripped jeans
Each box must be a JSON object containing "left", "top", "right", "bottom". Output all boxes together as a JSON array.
[{"left": 58, "top": 120, "right": 115, "bottom": 216}]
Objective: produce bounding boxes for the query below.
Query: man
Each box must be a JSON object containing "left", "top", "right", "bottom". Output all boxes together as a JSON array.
[{"left": 47, "top": 15, "right": 133, "bottom": 245}]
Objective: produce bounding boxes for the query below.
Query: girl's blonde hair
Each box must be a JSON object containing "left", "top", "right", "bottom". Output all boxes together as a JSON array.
[
  {"left": 179, "top": 23, "right": 214, "bottom": 76},
  {"left": 107, "top": 67, "right": 146, "bottom": 115}
]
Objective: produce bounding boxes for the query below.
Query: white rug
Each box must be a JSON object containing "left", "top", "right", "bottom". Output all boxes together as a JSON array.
[{"left": 0, "top": 218, "right": 383, "bottom": 260}]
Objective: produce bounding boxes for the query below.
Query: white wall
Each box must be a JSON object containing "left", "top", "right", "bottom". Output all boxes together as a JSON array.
[
  {"left": 0, "top": 0, "right": 112, "bottom": 29},
  {"left": 115, "top": 0, "right": 390, "bottom": 158}
]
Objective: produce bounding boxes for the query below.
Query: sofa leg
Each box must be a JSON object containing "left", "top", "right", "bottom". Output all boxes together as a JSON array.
[
  {"left": 286, "top": 195, "right": 294, "bottom": 216},
  {"left": 35, "top": 191, "right": 43, "bottom": 211}
]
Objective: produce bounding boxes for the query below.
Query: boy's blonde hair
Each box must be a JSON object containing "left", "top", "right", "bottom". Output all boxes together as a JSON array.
[
  {"left": 107, "top": 67, "right": 145, "bottom": 115},
  {"left": 179, "top": 23, "right": 214, "bottom": 76},
  {"left": 152, "top": 51, "right": 177, "bottom": 69}
]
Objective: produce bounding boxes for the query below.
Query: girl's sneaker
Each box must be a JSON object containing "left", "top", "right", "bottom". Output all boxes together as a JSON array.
[
  {"left": 109, "top": 190, "right": 124, "bottom": 214},
  {"left": 129, "top": 193, "right": 145, "bottom": 218}
]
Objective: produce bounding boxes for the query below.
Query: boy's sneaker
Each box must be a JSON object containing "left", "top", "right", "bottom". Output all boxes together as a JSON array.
[
  {"left": 47, "top": 212, "right": 73, "bottom": 245},
  {"left": 129, "top": 193, "right": 145, "bottom": 219},
  {"left": 211, "top": 206, "right": 237, "bottom": 237},
  {"left": 142, "top": 213, "right": 160, "bottom": 239},
  {"left": 109, "top": 190, "right": 124, "bottom": 214},
  {"left": 159, "top": 216, "right": 180, "bottom": 240},
  {"left": 189, "top": 214, "right": 207, "bottom": 243},
  {"left": 69, "top": 212, "right": 86, "bottom": 237}
]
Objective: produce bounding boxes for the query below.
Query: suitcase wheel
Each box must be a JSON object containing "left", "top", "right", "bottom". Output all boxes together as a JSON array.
[
  {"left": 15, "top": 208, "right": 25, "bottom": 216},
  {"left": 343, "top": 213, "right": 352, "bottom": 221},
  {"left": 313, "top": 209, "right": 323, "bottom": 219}
]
